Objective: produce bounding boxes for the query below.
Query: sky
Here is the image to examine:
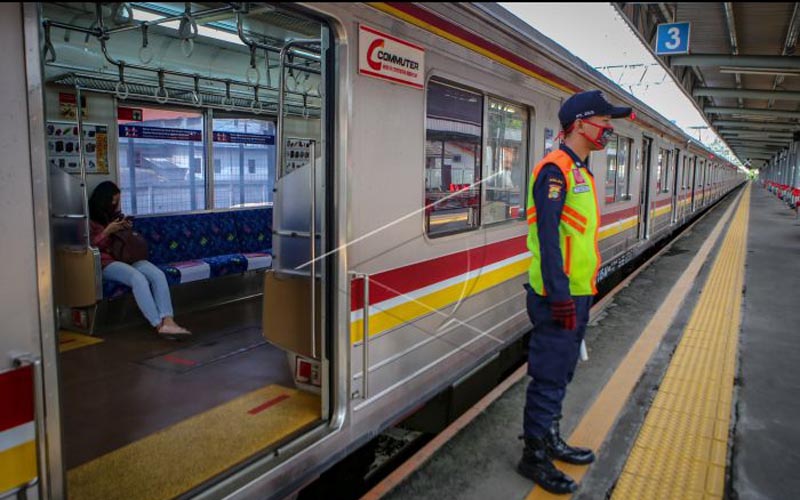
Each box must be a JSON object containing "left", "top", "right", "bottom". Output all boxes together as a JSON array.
[{"left": 499, "top": 3, "right": 742, "bottom": 165}]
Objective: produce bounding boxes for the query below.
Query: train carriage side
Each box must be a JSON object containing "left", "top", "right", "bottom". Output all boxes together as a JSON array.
[{"left": 4, "top": 2, "right": 747, "bottom": 499}]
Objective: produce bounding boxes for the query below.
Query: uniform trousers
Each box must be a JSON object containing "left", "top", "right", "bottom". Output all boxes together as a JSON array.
[{"left": 523, "top": 284, "right": 593, "bottom": 438}]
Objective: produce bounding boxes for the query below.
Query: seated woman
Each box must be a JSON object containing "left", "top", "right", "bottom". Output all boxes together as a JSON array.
[{"left": 88, "top": 181, "right": 191, "bottom": 337}]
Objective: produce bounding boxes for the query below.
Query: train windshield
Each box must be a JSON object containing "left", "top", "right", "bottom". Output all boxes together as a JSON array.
[{"left": 42, "top": 3, "right": 332, "bottom": 497}]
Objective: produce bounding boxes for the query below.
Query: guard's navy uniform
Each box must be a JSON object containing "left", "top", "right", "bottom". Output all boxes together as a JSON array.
[{"left": 523, "top": 144, "right": 594, "bottom": 439}]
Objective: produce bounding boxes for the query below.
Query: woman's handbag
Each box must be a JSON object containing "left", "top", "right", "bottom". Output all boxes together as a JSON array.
[{"left": 109, "top": 228, "right": 149, "bottom": 264}]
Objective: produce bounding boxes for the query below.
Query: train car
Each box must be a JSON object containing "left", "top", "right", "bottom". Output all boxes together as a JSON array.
[{"left": 1, "top": 2, "right": 744, "bottom": 499}]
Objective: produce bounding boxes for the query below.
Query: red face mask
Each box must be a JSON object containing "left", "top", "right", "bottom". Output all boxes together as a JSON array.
[{"left": 577, "top": 120, "right": 615, "bottom": 149}]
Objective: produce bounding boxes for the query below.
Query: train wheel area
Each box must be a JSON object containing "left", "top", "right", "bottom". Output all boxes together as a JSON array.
[{"left": 362, "top": 183, "right": 800, "bottom": 500}]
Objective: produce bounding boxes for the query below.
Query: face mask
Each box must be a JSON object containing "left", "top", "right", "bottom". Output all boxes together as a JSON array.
[{"left": 579, "top": 120, "right": 614, "bottom": 148}]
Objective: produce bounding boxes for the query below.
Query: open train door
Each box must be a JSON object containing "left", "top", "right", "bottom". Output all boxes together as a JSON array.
[{"left": 263, "top": 29, "right": 331, "bottom": 416}]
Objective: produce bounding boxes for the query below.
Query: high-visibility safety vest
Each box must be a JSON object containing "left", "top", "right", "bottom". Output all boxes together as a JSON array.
[{"left": 526, "top": 149, "right": 601, "bottom": 296}]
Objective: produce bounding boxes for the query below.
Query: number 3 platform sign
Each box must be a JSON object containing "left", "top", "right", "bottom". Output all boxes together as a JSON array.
[{"left": 656, "top": 22, "right": 691, "bottom": 55}]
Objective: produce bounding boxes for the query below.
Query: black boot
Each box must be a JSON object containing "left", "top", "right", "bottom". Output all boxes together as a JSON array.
[
  {"left": 517, "top": 436, "right": 578, "bottom": 494},
  {"left": 544, "top": 421, "right": 595, "bottom": 465}
]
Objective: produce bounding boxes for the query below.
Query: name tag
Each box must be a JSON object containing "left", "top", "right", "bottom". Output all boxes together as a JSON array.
[{"left": 573, "top": 185, "right": 591, "bottom": 194}]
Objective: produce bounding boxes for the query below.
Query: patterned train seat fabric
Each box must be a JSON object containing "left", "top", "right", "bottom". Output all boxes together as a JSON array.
[
  {"left": 100, "top": 208, "right": 273, "bottom": 299},
  {"left": 233, "top": 208, "right": 274, "bottom": 271}
]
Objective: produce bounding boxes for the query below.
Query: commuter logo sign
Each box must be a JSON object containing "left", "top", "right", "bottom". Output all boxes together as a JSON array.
[{"left": 359, "top": 24, "right": 425, "bottom": 89}]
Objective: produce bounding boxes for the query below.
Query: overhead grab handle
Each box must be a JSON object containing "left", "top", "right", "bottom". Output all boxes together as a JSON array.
[
  {"left": 115, "top": 60, "right": 129, "bottom": 100},
  {"left": 178, "top": 3, "right": 197, "bottom": 58},
  {"left": 43, "top": 21, "right": 56, "bottom": 63},
  {"left": 251, "top": 86, "right": 265, "bottom": 115},
  {"left": 246, "top": 44, "right": 260, "bottom": 86},
  {"left": 138, "top": 23, "right": 153, "bottom": 64},
  {"left": 222, "top": 80, "right": 234, "bottom": 111},
  {"left": 112, "top": 3, "right": 134, "bottom": 26},
  {"left": 191, "top": 75, "right": 202, "bottom": 107},
  {"left": 155, "top": 69, "right": 169, "bottom": 104}
]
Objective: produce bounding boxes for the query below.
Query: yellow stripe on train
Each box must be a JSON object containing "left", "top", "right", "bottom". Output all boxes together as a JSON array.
[
  {"left": 350, "top": 257, "right": 530, "bottom": 344},
  {"left": 0, "top": 440, "right": 37, "bottom": 493}
]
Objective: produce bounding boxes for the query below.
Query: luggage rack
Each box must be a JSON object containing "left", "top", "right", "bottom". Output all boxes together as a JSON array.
[{"left": 50, "top": 72, "right": 322, "bottom": 118}]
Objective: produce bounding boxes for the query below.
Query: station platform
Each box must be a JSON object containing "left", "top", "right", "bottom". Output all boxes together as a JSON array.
[{"left": 363, "top": 182, "right": 799, "bottom": 500}]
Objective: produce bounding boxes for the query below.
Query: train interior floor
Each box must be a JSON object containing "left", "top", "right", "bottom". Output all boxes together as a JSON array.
[
  {"left": 58, "top": 297, "right": 322, "bottom": 500},
  {"left": 375, "top": 183, "right": 800, "bottom": 500}
]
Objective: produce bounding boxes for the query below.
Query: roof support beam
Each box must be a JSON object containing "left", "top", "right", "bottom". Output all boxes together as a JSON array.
[
  {"left": 693, "top": 88, "right": 800, "bottom": 101},
  {"left": 722, "top": 3, "right": 744, "bottom": 107},
  {"left": 713, "top": 120, "right": 800, "bottom": 130},
  {"left": 722, "top": 134, "right": 794, "bottom": 141},
  {"left": 704, "top": 106, "right": 800, "bottom": 119},
  {"left": 719, "top": 129, "right": 795, "bottom": 136},
  {"left": 670, "top": 54, "right": 800, "bottom": 69},
  {"left": 769, "top": 3, "right": 800, "bottom": 108}
]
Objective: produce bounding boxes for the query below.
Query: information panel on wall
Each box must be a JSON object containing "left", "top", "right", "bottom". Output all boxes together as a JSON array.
[{"left": 47, "top": 121, "right": 109, "bottom": 174}]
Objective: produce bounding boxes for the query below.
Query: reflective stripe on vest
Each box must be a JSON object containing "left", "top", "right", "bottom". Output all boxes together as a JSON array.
[{"left": 526, "top": 149, "right": 601, "bottom": 296}]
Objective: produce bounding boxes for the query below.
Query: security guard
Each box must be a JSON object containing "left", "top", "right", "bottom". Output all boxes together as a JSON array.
[{"left": 517, "top": 90, "right": 632, "bottom": 494}]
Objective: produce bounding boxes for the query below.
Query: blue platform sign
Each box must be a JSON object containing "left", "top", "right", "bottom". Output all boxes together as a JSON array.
[{"left": 655, "top": 22, "right": 691, "bottom": 55}]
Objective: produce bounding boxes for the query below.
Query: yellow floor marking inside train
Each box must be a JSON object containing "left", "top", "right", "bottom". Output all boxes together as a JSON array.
[
  {"left": 527, "top": 185, "right": 747, "bottom": 500},
  {"left": 67, "top": 384, "right": 320, "bottom": 500},
  {"left": 612, "top": 186, "right": 750, "bottom": 499},
  {"left": 59, "top": 331, "right": 103, "bottom": 353}
]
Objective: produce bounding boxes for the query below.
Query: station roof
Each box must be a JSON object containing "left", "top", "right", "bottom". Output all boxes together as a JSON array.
[{"left": 613, "top": 2, "right": 800, "bottom": 169}]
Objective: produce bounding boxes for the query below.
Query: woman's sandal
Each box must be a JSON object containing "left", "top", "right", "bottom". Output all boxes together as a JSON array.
[{"left": 157, "top": 324, "right": 192, "bottom": 338}]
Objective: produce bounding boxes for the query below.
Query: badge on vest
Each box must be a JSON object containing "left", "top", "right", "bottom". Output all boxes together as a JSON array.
[
  {"left": 573, "top": 184, "right": 591, "bottom": 194},
  {"left": 572, "top": 168, "right": 587, "bottom": 185}
]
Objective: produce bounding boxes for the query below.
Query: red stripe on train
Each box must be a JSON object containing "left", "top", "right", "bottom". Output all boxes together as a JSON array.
[
  {"left": 0, "top": 364, "right": 34, "bottom": 433},
  {"left": 601, "top": 206, "right": 639, "bottom": 225},
  {"left": 351, "top": 235, "right": 528, "bottom": 311}
]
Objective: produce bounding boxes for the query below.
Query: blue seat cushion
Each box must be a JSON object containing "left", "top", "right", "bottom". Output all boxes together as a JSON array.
[
  {"left": 203, "top": 254, "right": 248, "bottom": 278},
  {"left": 233, "top": 208, "right": 273, "bottom": 254},
  {"left": 242, "top": 252, "right": 273, "bottom": 271},
  {"left": 157, "top": 260, "right": 211, "bottom": 285}
]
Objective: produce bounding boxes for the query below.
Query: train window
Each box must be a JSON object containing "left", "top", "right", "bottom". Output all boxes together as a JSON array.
[
  {"left": 483, "top": 98, "right": 528, "bottom": 224},
  {"left": 682, "top": 156, "right": 688, "bottom": 188},
  {"left": 212, "top": 117, "right": 276, "bottom": 209},
  {"left": 119, "top": 107, "right": 205, "bottom": 215},
  {"left": 616, "top": 136, "right": 632, "bottom": 200},
  {"left": 604, "top": 134, "right": 632, "bottom": 203},
  {"left": 425, "top": 79, "right": 483, "bottom": 236},
  {"left": 604, "top": 134, "right": 618, "bottom": 203},
  {"left": 656, "top": 148, "right": 672, "bottom": 193}
]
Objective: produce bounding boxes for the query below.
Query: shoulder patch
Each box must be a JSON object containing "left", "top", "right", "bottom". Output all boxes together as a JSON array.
[{"left": 548, "top": 181, "right": 563, "bottom": 200}]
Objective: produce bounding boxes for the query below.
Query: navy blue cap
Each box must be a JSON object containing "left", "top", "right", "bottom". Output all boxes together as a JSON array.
[{"left": 559, "top": 90, "right": 632, "bottom": 129}]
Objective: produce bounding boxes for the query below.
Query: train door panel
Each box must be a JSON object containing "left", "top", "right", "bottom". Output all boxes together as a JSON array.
[
  {"left": 638, "top": 136, "right": 653, "bottom": 239},
  {"left": 691, "top": 156, "right": 698, "bottom": 212},
  {"left": 671, "top": 148, "right": 680, "bottom": 223}
]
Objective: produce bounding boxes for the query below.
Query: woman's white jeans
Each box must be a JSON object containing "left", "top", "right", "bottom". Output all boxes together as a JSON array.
[{"left": 103, "top": 260, "right": 174, "bottom": 327}]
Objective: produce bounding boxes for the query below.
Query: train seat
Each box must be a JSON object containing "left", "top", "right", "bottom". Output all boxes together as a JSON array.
[{"left": 101, "top": 207, "right": 273, "bottom": 299}]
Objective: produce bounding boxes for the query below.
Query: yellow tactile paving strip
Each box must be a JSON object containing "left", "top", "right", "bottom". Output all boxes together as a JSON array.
[
  {"left": 67, "top": 384, "right": 320, "bottom": 500},
  {"left": 612, "top": 185, "right": 750, "bottom": 499}
]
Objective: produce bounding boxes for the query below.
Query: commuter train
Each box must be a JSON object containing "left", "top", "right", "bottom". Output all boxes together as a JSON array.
[{"left": 1, "top": 2, "right": 744, "bottom": 499}]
